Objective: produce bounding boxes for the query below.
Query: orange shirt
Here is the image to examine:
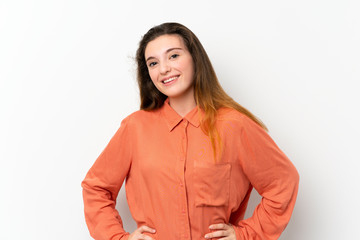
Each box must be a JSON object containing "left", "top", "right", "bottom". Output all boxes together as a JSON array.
[{"left": 81, "top": 100, "right": 299, "bottom": 240}]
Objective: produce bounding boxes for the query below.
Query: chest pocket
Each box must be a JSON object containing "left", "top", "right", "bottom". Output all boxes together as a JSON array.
[{"left": 194, "top": 162, "right": 231, "bottom": 207}]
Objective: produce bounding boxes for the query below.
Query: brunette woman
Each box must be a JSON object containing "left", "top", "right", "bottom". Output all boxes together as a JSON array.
[{"left": 82, "top": 22, "right": 299, "bottom": 240}]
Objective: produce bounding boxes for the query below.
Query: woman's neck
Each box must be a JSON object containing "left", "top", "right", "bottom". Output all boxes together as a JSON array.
[{"left": 168, "top": 95, "right": 197, "bottom": 117}]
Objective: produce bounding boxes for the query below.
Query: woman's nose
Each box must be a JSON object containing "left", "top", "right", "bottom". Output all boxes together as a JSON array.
[{"left": 159, "top": 62, "right": 170, "bottom": 74}]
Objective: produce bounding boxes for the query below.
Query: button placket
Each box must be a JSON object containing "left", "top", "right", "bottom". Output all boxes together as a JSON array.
[{"left": 179, "top": 120, "right": 191, "bottom": 239}]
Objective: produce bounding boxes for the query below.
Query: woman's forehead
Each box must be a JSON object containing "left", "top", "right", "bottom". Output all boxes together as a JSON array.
[{"left": 145, "top": 34, "right": 186, "bottom": 58}]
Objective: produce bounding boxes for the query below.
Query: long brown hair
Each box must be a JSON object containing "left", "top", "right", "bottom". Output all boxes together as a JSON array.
[{"left": 136, "top": 22, "right": 267, "bottom": 158}]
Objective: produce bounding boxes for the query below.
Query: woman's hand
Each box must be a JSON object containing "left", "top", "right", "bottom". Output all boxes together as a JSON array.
[
  {"left": 204, "top": 223, "right": 236, "bottom": 240},
  {"left": 128, "top": 225, "right": 156, "bottom": 240}
]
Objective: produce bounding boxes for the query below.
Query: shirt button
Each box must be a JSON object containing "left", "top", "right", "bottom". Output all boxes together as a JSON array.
[{"left": 180, "top": 183, "right": 183, "bottom": 187}]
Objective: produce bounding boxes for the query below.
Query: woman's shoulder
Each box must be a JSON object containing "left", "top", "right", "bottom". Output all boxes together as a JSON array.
[
  {"left": 217, "top": 107, "right": 248, "bottom": 123},
  {"left": 216, "top": 107, "right": 263, "bottom": 132},
  {"left": 217, "top": 109, "right": 273, "bottom": 148}
]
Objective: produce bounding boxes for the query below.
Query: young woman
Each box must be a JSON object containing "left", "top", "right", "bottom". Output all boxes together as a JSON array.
[{"left": 82, "top": 22, "right": 299, "bottom": 240}]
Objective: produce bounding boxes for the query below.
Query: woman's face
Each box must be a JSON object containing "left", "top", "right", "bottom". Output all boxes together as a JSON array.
[{"left": 145, "top": 34, "right": 195, "bottom": 102}]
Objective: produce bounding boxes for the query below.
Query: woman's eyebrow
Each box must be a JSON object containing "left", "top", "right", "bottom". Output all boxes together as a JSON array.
[
  {"left": 146, "top": 47, "right": 183, "bottom": 62},
  {"left": 166, "top": 47, "right": 183, "bottom": 53}
]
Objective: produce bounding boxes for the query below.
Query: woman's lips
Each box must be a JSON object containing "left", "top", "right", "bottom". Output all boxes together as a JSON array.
[{"left": 162, "top": 75, "right": 179, "bottom": 85}]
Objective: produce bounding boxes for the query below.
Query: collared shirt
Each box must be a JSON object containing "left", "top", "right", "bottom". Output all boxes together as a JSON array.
[{"left": 81, "top": 100, "right": 299, "bottom": 240}]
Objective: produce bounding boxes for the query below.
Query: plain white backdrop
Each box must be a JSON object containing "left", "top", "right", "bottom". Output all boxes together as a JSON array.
[{"left": 1, "top": 0, "right": 359, "bottom": 239}]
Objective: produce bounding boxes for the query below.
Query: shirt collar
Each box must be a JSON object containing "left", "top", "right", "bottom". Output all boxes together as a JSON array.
[{"left": 161, "top": 98, "right": 201, "bottom": 132}]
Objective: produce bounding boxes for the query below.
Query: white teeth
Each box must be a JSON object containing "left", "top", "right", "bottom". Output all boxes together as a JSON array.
[{"left": 163, "top": 76, "right": 178, "bottom": 83}]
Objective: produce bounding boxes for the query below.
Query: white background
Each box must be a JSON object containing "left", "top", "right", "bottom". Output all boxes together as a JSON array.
[{"left": 1, "top": 0, "right": 359, "bottom": 239}]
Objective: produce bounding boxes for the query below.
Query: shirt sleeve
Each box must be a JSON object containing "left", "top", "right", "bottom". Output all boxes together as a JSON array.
[
  {"left": 81, "top": 116, "right": 133, "bottom": 240},
  {"left": 232, "top": 116, "right": 299, "bottom": 240}
]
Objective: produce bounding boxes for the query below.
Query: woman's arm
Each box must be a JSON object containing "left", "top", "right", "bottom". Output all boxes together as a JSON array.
[
  {"left": 81, "top": 116, "right": 133, "bottom": 240},
  {"left": 232, "top": 116, "right": 299, "bottom": 240}
]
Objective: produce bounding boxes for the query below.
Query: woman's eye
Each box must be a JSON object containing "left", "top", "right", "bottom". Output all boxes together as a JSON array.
[
  {"left": 148, "top": 62, "right": 157, "bottom": 67},
  {"left": 170, "top": 54, "right": 179, "bottom": 59}
]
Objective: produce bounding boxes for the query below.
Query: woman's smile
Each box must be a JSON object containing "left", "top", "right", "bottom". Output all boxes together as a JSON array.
[{"left": 161, "top": 75, "right": 179, "bottom": 85}]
